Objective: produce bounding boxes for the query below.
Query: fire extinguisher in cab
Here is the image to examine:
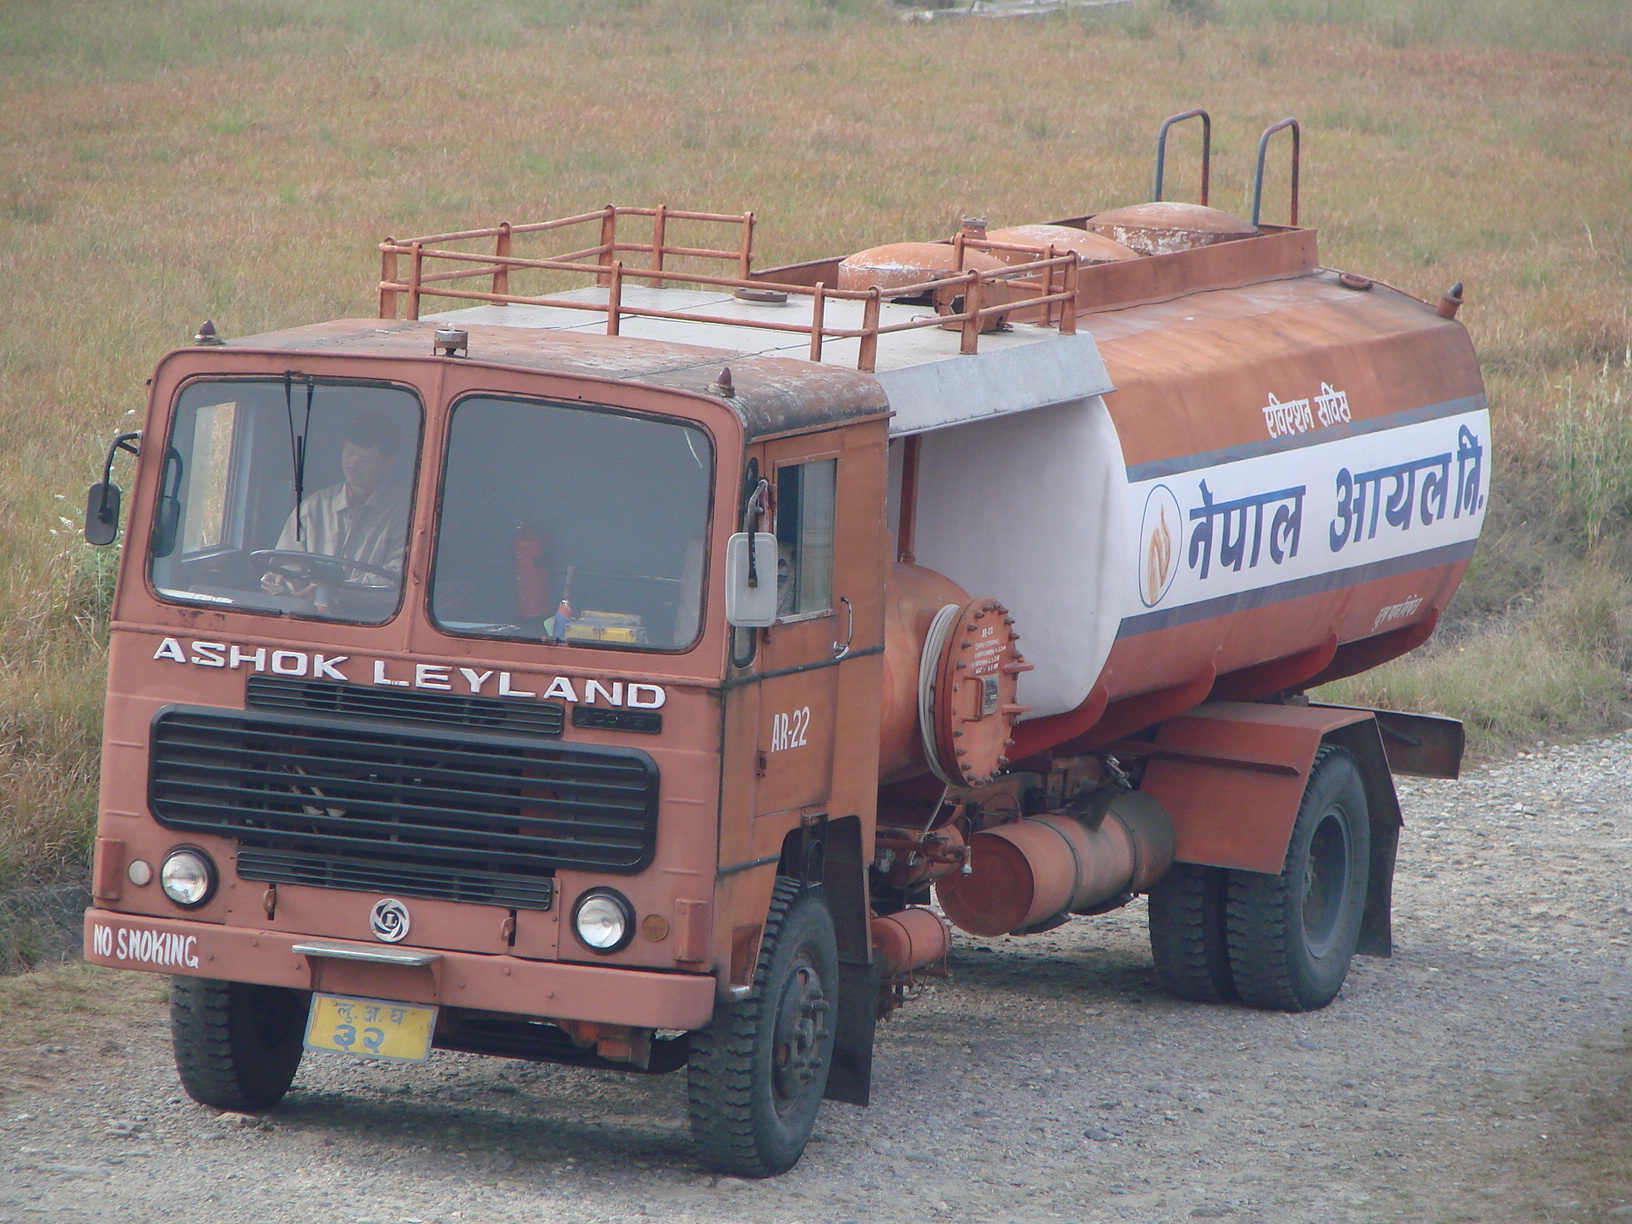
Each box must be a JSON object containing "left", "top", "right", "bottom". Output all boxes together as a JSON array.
[{"left": 513, "top": 521, "right": 549, "bottom": 620}]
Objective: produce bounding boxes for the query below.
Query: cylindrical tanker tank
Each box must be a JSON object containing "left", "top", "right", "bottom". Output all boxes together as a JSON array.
[{"left": 898, "top": 262, "right": 1489, "bottom": 754}]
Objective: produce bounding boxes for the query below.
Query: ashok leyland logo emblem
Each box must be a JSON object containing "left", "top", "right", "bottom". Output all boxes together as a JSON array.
[{"left": 370, "top": 898, "right": 411, "bottom": 943}]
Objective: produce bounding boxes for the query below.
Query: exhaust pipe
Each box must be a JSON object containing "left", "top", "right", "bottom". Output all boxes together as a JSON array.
[{"left": 937, "top": 792, "right": 1176, "bottom": 937}]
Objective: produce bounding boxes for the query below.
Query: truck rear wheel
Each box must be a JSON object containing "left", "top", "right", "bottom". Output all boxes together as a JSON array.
[
  {"left": 171, "top": 977, "right": 310, "bottom": 1112},
  {"left": 1147, "top": 861, "right": 1237, "bottom": 1003},
  {"left": 687, "top": 879, "right": 837, "bottom": 1177},
  {"left": 1226, "top": 746, "right": 1370, "bottom": 1012}
]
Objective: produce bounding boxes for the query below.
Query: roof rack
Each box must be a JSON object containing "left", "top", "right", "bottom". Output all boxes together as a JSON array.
[{"left": 377, "top": 205, "right": 1080, "bottom": 373}]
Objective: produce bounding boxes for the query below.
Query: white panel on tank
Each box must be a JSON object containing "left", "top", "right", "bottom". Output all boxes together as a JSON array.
[{"left": 907, "top": 396, "right": 1133, "bottom": 721}]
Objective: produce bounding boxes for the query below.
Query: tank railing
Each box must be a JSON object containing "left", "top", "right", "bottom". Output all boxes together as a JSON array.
[
  {"left": 1152, "top": 108, "right": 1211, "bottom": 206},
  {"left": 378, "top": 205, "right": 757, "bottom": 318},
  {"left": 378, "top": 217, "right": 1081, "bottom": 373},
  {"left": 949, "top": 233, "right": 1084, "bottom": 335},
  {"left": 1251, "top": 118, "right": 1301, "bottom": 228}
]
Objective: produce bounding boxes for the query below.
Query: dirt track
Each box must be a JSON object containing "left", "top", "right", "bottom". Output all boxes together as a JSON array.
[{"left": 3, "top": 735, "right": 1631, "bottom": 1223}]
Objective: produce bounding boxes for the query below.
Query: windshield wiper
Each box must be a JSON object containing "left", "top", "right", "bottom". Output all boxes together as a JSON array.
[{"left": 283, "top": 372, "right": 314, "bottom": 542}]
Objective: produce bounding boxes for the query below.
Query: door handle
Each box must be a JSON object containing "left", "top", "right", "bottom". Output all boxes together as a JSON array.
[{"left": 832, "top": 596, "right": 853, "bottom": 661}]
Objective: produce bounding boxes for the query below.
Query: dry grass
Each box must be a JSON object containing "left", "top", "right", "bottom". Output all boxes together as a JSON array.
[
  {"left": 0, "top": 962, "right": 165, "bottom": 1055},
  {"left": 1201, "top": 0, "right": 1632, "bottom": 57},
  {"left": 0, "top": 0, "right": 1628, "bottom": 889},
  {"left": 1322, "top": 568, "right": 1632, "bottom": 753}
]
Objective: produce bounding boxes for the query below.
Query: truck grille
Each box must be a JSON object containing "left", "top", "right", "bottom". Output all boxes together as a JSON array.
[
  {"left": 245, "top": 675, "right": 565, "bottom": 737},
  {"left": 149, "top": 705, "right": 659, "bottom": 910}
]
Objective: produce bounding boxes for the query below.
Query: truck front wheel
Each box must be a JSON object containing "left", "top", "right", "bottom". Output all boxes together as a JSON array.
[
  {"left": 687, "top": 879, "right": 838, "bottom": 1177},
  {"left": 1226, "top": 745, "right": 1370, "bottom": 1012},
  {"left": 171, "top": 977, "right": 310, "bottom": 1112}
]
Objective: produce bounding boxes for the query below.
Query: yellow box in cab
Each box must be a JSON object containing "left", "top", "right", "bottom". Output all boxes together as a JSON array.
[{"left": 565, "top": 610, "right": 645, "bottom": 643}]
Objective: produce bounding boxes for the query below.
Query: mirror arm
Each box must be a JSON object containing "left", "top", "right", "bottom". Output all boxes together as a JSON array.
[
  {"left": 98, "top": 431, "right": 141, "bottom": 501},
  {"left": 101, "top": 431, "right": 142, "bottom": 486},
  {"left": 742, "top": 479, "right": 769, "bottom": 588}
]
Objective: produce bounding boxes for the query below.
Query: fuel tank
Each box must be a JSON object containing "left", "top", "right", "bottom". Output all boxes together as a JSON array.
[{"left": 895, "top": 230, "right": 1488, "bottom": 755}]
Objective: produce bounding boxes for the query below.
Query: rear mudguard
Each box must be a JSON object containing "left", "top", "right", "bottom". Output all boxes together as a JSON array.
[{"left": 1135, "top": 701, "right": 1405, "bottom": 957}]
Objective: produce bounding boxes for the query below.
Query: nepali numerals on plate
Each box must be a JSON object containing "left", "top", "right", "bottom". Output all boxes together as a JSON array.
[{"left": 304, "top": 993, "right": 437, "bottom": 1062}]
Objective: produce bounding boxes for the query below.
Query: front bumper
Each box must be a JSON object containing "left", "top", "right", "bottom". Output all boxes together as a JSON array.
[{"left": 83, "top": 908, "right": 716, "bottom": 1030}]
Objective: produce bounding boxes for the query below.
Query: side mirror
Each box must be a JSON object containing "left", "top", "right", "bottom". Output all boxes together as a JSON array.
[
  {"left": 725, "top": 532, "right": 778, "bottom": 628},
  {"left": 85, "top": 430, "right": 143, "bottom": 547},
  {"left": 84, "top": 482, "right": 121, "bottom": 546}
]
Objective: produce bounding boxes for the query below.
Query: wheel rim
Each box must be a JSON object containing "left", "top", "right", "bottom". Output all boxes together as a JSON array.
[
  {"left": 770, "top": 953, "right": 829, "bottom": 1114},
  {"left": 1301, "top": 807, "right": 1351, "bottom": 958}
]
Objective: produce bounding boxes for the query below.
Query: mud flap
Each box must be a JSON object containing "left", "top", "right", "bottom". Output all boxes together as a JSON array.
[
  {"left": 1312, "top": 703, "right": 1465, "bottom": 779},
  {"left": 824, "top": 958, "right": 882, "bottom": 1106},
  {"left": 1321, "top": 716, "right": 1404, "bottom": 959}
]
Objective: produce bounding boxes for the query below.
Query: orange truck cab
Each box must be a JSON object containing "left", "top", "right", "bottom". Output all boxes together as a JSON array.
[{"left": 83, "top": 114, "right": 1483, "bottom": 1176}]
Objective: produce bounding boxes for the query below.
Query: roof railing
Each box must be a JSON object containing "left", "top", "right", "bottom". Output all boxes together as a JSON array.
[{"left": 378, "top": 205, "right": 1080, "bottom": 373}]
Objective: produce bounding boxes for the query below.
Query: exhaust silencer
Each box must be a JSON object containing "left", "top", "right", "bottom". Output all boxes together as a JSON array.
[{"left": 937, "top": 792, "right": 1176, "bottom": 937}]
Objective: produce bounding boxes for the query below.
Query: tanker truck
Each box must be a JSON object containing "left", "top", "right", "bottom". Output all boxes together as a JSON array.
[{"left": 81, "top": 113, "right": 1484, "bottom": 1176}]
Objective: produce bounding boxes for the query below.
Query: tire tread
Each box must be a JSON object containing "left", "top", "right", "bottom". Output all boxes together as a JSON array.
[
  {"left": 687, "top": 880, "right": 832, "bottom": 1177},
  {"left": 1226, "top": 745, "right": 1369, "bottom": 1013},
  {"left": 1148, "top": 861, "right": 1237, "bottom": 1003},
  {"left": 170, "top": 977, "right": 306, "bottom": 1112}
]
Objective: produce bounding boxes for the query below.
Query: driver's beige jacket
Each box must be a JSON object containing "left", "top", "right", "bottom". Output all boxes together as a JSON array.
[{"left": 275, "top": 482, "right": 409, "bottom": 586}]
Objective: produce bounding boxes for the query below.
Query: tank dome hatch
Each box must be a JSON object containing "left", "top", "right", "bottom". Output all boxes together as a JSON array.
[
  {"left": 983, "top": 225, "right": 1140, "bottom": 267},
  {"left": 836, "top": 242, "right": 1009, "bottom": 297},
  {"left": 838, "top": 242, "right": 1017, "bottom": 333},
  {"left": 1085, "top": 201, "right": 1257, "bottom": 257}
]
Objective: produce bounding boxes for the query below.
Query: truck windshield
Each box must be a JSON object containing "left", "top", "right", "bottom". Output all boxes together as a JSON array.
[
  {"left": 431, "top": 395, "right": 713, "bottom": 651},
  {"left": 149, "top": 378, "right": 421, "bottom": 625}
]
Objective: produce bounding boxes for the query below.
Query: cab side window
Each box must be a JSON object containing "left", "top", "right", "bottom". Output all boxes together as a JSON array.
[{"left": 775, "top": 459, "right": 836, "bottom": 618}]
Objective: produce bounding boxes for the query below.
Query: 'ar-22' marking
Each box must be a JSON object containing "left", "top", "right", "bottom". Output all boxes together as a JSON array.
[{"left": 770, "top": 706, "right": 811, "bottom": 753}]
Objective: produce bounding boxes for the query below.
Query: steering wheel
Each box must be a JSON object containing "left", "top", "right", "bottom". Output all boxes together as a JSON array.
[{"left": 251, "top": 549, "right": 398, "bottom": 591}]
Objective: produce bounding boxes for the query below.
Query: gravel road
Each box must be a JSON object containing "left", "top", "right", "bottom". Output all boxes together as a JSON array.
[{"left": 3, "top": 734, "right": 1631, "bottom": 1223}]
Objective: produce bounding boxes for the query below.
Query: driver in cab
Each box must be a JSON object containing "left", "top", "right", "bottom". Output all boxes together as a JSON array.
[{"left": 262, "top": 414, "right": 409, "bottom": 604}]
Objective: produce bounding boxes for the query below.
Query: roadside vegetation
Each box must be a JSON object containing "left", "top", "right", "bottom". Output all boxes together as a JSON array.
[{"left": 0, "top": 0, "right": 1628, "bottom": 967}]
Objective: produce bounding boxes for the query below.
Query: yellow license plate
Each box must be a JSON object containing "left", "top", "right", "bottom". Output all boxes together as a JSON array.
[{"left": 304, "top": 993, "right": 437, "bottom": 1063}]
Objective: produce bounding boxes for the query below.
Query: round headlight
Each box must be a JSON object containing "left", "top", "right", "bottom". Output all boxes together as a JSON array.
[
  {"left": 160, "top": 848, "right": 216, "bottom": 908},
  {"left": 572, "top": 890, "right": 634, "bottom": 954}
]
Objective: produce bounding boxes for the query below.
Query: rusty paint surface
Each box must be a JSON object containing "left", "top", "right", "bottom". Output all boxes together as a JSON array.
[
  {"left": 1086, "top": 201, "right": 1259, "bottom": 255},
  {"left": 836, "top": 242, "right": 1009, "bottom": 292},
  {"left": 1137, "top": 701, "right": 1374, "bottom": 873},
  {"left": 984, "top": 224, "right": 1140, "bottom": 265},
  {"left": 83, "top": 908, "right": 716, "bottom": 1029},
  {"left": 197, "top": 319, "right": 891, "bottom": 443}
]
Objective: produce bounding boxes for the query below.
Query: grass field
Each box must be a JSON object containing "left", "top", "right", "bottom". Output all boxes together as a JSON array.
[{"left": 0, "top": 0, "right": 1629, "bottom": 959}]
